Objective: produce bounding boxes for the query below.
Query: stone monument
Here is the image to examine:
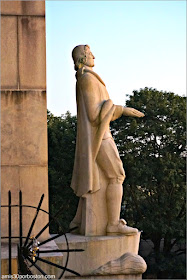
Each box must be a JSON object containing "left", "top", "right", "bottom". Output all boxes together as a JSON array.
[
  {"left": 54, "top": 45, "right": 147, "bottom": 279},
  {"left": 1, "top": 2, "right": 64, "bottom": 276},
  {"left": 70, "top": 44, "right": 144, "bottom": 236},
  {"left": 1, "top": 0, "right": 49, "bottom": 242}
]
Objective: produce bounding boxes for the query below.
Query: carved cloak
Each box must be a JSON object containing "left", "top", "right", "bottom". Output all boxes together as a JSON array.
[{"left": 70, "top": 68, "right": 122, "bottom": 197}]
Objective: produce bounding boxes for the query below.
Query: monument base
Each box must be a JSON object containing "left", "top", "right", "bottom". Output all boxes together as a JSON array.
[
  {"left": 1, "top": 240, "right": 63, "bottom": 278},
  {"left": 65, "top": 274, "right": 142, "bottom": 279},
  {"left": 55, "top": 232, "right": 146, "bottom": 278}
]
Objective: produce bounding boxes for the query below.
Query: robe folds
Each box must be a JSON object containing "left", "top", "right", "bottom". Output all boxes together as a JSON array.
[{"left": 70, "top": 67, "right": 123, "bottom": 197}]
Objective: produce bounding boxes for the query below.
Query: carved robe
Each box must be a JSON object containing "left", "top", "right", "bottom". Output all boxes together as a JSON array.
[{"left": 70, "top": 67, "right": 123, "bottom": 197}]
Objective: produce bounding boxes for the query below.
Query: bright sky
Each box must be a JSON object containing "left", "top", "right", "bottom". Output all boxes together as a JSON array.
[{"left": 46, "top": 0, "right": 186, "bottom": 116}]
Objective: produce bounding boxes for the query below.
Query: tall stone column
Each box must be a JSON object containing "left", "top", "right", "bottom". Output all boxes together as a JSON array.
[{"left": 1, "top": 1, "right": 49, "bottom": 241}]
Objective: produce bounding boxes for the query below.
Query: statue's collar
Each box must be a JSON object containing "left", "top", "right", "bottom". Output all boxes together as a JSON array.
[{"left": 76, "top": 67, "right": 106, "bottom": 87}]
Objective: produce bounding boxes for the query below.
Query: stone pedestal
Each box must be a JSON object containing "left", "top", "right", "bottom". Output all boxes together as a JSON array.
[
  {"left": 80, "top": 169, "right": 108, "bottom": 236},
  {"left": 55, "top": 233, "right": 145, "bottom": 278},
  {"left": 1, "top": 1, "right": 49, "bottom": 241},
  {"left": 66, "top": 275, "right": 142, "bottom": 280}
]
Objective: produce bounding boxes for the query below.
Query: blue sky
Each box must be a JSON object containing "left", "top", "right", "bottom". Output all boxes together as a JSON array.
[{"left": 46, "top": 1, "right": 186, "bottom": 116}]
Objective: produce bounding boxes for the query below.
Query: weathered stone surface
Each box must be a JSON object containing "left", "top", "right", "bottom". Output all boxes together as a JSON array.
[
  {"left": 1, "top": 256, "right": 63, "bottom": 277},
  {"left": 1, "top": 1, "right": 45, "bottom": 16},
  {"left": 1, "top": 165, "right": 49, "bottom": 241},
  {"left": 1, "top": 90, "right": 48, "bottom": 241},
  {"left": 18, "top": 17, "right": 46, "bottom": 89},
  {"left": 1, "top": 241, "right": 63, "bottom": 277},
  {"left": 1, "top": 166, "right": 19, "bottom": 241},
  {"left": 1, "top": 90, "right": 47, "bottom": 165},
  {"left": 1, "top": 1, "right": 48, "bottom": 244},
  {"left": 1, "top": 16, "right": 18, "bottom": 89},
  {"left": 19, "top": 166, "right": 49, "bottom": 239},
  {"left": 55, "top": 233, "right": 141, "bottom": 277},
  {"left": 92, "top": 252, "right": 147, "bottom": 275},
  {"left": 1, "top": 2, "right": 46, "bottom": 90},
  {"left": 1, "top": 259, "right": 18, "bottom": 276}
]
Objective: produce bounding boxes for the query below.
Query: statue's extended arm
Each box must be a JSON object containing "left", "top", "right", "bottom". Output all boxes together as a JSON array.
[
  {"left": 123, "top": 107, "right": 144, "bottom": 117},
  {"left": 111, "top": 105, "right": 124, "bottom": 121},
  {"left": 81, "top": 73, "right": 144, "bottom": 125},
  {"left": 111, "top": 106, "right": 144, "bottom": 121}
]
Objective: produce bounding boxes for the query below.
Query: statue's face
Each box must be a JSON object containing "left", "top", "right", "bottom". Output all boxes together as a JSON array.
[{"left": 85, "top": 48, "right": 95, "bottom": 67}]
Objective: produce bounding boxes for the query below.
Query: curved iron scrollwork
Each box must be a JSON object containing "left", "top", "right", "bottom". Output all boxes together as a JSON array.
[{"left": 1, "top": 191, "right": 84, "bottom": 279}]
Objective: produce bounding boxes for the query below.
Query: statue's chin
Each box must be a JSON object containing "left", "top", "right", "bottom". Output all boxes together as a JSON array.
[{"left": 84, "top": 62, "right": 94, "bottom": 68}]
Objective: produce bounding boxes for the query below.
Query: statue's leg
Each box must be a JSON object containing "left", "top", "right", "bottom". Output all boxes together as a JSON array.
[
  {"left": 106, "top": 180, "right": 123, "bottom": 226},
  {"left": 97, "top": 138, "right": 138, "bottom": 235}
]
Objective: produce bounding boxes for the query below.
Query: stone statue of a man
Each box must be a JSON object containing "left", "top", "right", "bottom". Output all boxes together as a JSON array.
[{"left": 70, "top": 45, "right": 144, "bottom": 235}]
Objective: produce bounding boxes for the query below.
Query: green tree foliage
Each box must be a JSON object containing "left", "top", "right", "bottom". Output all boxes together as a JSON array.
[
  {"left": 47, "top": 110, "right": 78, "bottom": 232},
  {"left": 110, "top": 88, "right": 186, "bottom": 278}
]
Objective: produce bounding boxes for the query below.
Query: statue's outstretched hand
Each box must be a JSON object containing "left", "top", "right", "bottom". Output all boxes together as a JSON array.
[{"left": 123, "top": 107, "right": 145, "bottom": 118}]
